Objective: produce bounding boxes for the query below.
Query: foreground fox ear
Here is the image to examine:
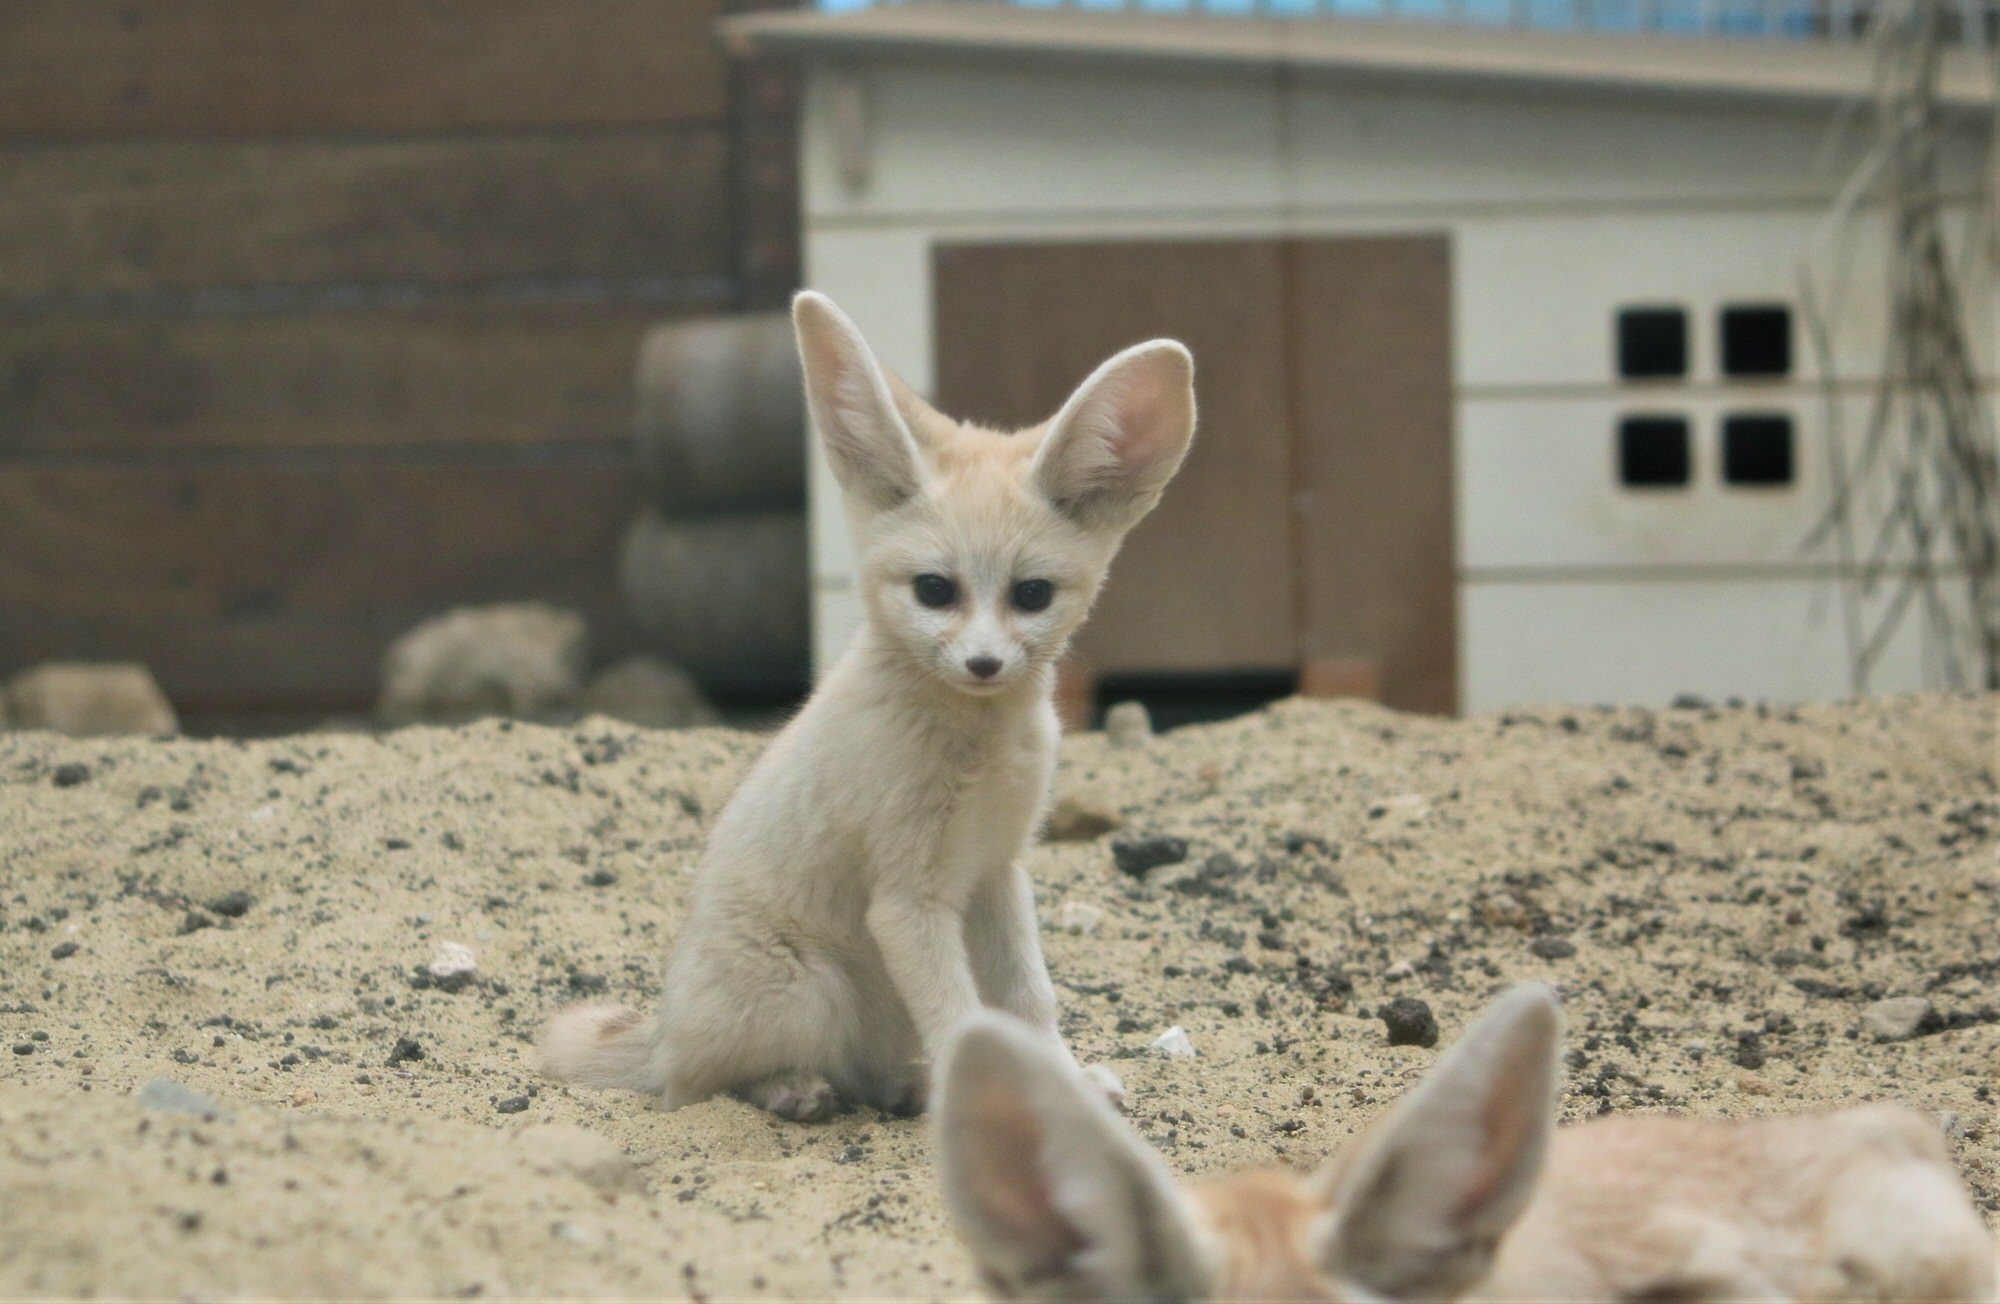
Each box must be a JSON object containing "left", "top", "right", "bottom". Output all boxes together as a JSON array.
[
  {"left": 793, "top": 291, "right": 928, "bottom": 512},
  {"left": 1313, "top": 984, "right": 1562, "bottom": 1299},
  {"left": 1033, "top": 340, "right": 1196, "bottom": 534},
  {"left": 939, "top": 1014, "right": 1211, "bottom": 1301}
]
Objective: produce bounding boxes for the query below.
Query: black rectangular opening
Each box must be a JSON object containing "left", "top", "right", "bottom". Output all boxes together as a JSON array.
[
  {"left": 1722, "top": 413, "right": 1794, "bottom": 485},
  {"left": 1617, "top": 307, "right": 1688, "bottom": 379},
  {"left": 1721, "top": 304, "right": 1791, "bottom": 377},
  {"left": 1619, "top": 415, "right": 1692, "bottom": 488},
  {"left": 1089, "top": 671, "right": 1298, "bottom": 731}
]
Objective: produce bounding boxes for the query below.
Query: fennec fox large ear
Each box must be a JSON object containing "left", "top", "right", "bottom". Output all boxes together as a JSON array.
[
  {"left": 939, "top": 1013, "right": 1212, "bottom": 1301},
  {"left": 1313, "top": 984, "right": 1562, "bottom": 1300},
  {"left": 793, "top": 291, "right": 933, "bottom": 513},
  {"left": 1033, "top": 340, "right": 1196, "bottom": 535}
]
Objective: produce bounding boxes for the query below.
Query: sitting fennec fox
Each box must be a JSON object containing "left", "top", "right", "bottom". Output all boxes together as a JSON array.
[
  {"left": 541, "top": 292, "right": 1196, "bottom": 1120},
  {"left": 940, "top": 985, "right": 1998, "bottom": 1301}
]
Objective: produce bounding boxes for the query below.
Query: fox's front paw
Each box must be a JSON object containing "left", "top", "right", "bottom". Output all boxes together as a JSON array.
[
  {"left": 879, "top": 1062, "right": 929, "bottom": 1118},
  {"left": 1082, "top": 1062, "right": 1126, "bottom": 1112}
]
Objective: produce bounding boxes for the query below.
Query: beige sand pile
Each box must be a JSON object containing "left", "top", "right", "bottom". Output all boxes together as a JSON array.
[{"left": 2, "top": 695, "right": 1995, "bottom": 1298}]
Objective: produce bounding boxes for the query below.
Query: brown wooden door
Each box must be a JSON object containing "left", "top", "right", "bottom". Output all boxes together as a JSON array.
[{"left": 932, "top": 235, "right": 1455, "bottom": 712}]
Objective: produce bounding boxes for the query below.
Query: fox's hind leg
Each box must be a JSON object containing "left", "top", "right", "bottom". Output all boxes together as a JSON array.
[
  {"left": 737, "top": 1070, "right": 843, "bottom": 1122},
  {"left": 654, "top": 918, "right": 861, "bottom": 1120}
]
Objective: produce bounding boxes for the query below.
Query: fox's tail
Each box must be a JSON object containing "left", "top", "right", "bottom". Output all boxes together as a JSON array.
[{"left": 538, "top": 1004, "right": 666, "bottom": 1094}]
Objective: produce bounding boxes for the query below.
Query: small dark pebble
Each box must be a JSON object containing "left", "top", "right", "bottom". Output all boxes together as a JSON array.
[
  {"left": 1111, "top": 833, "right": 1189, "bottom": 877},
  {"left": 1381, "top": 997, "right": 1439, "bottom": 1048},
  {"left": 180, "top": 912, "right": 214, "bottom": 935},
  {"left": 207, "top": 891, "right": 255, "bottom": 919},
  {"left": 495, "top": 1095, "right": 530, "bottom": 1114},
  {"left": 1529, "top": 936, "right": 1576, "bottom": 960},
  {"left": 566, "top": 971, "right": 609, "bottom": 995},
  {"left": 387, "top": 1036, "right": 425, "bottom": 1067},
  {"left": 584, "top": 869, "right": 618, "bottom": 888},
  {"left": 50, "top": 941, "right": 78, "bottom": 960},
  {"left": 11, "top": 1043, "right": 34, "bottom": 1056},
  {"left": 51, "top": 763, "right": 91, "bottom": 788}
]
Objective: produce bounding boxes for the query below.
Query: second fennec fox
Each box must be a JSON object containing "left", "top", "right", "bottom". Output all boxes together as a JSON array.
[
  {"left": 541, "top": 292, "right": 1196, "bottom": 1119},
  {"left": 939, "top": 985, "right": 1997, "bottom": 1302}
]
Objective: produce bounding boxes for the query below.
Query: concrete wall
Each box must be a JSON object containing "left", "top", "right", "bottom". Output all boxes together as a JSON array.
[{"left": 797, "top": 56, "right": 1991, "bottom": 710}]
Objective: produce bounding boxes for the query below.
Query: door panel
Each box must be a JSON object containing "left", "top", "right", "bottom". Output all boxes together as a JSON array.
[{"left": 1290, "top": 236, "right": 1458, "bottom": 713}]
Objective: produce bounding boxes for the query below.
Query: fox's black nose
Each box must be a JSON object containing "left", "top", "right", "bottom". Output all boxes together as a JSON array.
[{"left": 966, "top": 655, "right": 1002, "bottom": 680}]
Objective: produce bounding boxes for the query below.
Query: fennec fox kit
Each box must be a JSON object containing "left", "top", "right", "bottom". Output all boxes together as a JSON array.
[
  {"left": 541, "top": 292, "right": 1196, "bottom": 1120},
  {"left": 941, "top": 986, "right": 1997, "bottom": 1301}
]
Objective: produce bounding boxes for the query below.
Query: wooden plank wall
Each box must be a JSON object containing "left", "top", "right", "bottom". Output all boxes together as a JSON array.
[{"left": 0, "top": 0, "right": 800, "bottom": 726}]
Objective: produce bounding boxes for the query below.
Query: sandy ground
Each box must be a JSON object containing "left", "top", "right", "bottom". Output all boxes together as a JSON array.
[{"left": 2, "top": 694, "right": 1996, "bottom": 1299}]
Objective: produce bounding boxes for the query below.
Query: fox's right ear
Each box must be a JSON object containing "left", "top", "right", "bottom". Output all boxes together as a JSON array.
[
  {"left": 1312, "top": 984, "right": 1562, "bottom": 1300},
  {"left": 939, "top": 1014, "right": 1212, "bottom": 1301},
  {"left": 1033, "top": 339, "right": 1196, "bottom": 535},
  {"left": 793, "top": 291, "right": 926, "bottom": 512}
]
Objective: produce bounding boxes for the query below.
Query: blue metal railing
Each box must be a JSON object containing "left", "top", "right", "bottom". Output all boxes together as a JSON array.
[{"left": 817, "top": 0, "right": 1991, "bottom": 44}]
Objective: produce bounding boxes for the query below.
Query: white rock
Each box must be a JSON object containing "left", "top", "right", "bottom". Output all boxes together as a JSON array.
[
  {"left": 1366, "top": 793, "right": 1432, "bottom": 826},
  {"left": 1044, "top": 790, "right": 1123, "bottom": 843},
  {"left": 1056, "top": 900, "right": 1105, "bottom": 936},
  {"left": 1149, "top": 1026, "right": 1196, "bottom": 1058},
  {"left": 1862, "top": 996, "right": 1933, "bottom": 1043},
  {"left": 550, "top": 1221, "right": 599, "bottom": 1247},
  {"left": 6, "top": 662, "right": 177, "bottom": 737},
  {"left": 580, "top": 656, "right": 718, "bottom": 730},
  {"left": 428, "top": 941, "right": 480, "bottom": 985},
  {"left": 378, "top": 603, "right": 587, "bottom": 723},
  {"left": 1105, "top": 700, "right": 1155, "bottom": 748}
]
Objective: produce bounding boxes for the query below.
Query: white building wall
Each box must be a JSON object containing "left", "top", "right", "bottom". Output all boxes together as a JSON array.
[{"left": 798, "top": 56, "right": 1993, "bottom": 709}]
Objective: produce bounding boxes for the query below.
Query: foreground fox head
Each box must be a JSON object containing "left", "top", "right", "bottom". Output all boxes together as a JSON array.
[
  {"left": 941, "top": 990, "right": 2000, "bottom": 1302},
  {"left": 939, "top": 984, "right": 1563, "bottom": 1301},
  {"left": 793, "top": 292, "right": 1195, "bottom": 696}
]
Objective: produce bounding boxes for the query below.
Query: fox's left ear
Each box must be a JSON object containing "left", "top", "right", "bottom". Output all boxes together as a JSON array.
[
  {"left": 1033, "top": 340, "right": 1196, "bottom": 534},
  {"left": 1311, "top": 985, "right": 1562, "bottom": 1300}
]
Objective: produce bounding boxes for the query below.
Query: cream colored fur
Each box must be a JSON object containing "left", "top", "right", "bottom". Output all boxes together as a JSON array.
[
  {"left": 540, "top": 291, "right": 1196, "bottom": 1120},
  {"left": 940, "top": 986, "right": 1998, "bottom": 1301}
]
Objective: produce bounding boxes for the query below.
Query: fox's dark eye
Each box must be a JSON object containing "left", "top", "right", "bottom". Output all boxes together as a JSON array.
[
  {"left": 1011, "top": 579, "right": 1055, "bottom": 613},
  {"left": 913, "top": 574, "right": 957, "bottom": 608}
]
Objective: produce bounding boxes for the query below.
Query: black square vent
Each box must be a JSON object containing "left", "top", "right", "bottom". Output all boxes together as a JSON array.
[
  {"left": 1721, "top": 304, "right": 1791, "bottom": 377},
  {"left": 1619, "top": 415, "right": 1692, "bottom": 488},
  {"left": 1722, "top": 413, "right": 1795, "bottom": 485},
  {"left": 1618, "top": 307, "right": 1689, "bottom": 380}
]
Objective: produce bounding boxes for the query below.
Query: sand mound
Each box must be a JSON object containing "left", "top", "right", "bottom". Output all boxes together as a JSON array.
[{"left": 2, "top": 696, "right": 1995, "bottom": 1297}]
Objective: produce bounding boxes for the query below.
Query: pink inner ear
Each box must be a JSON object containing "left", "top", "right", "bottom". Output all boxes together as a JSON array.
[
  {"left": 963, "top": 1084, "right": 1088, "bottom": 1268},
  {"left": 1094, "top": 353, "right": 1190, "bottom": 478},
  {"left": 1111, "top": 392, "right": 1164, "bottom": 461}
]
